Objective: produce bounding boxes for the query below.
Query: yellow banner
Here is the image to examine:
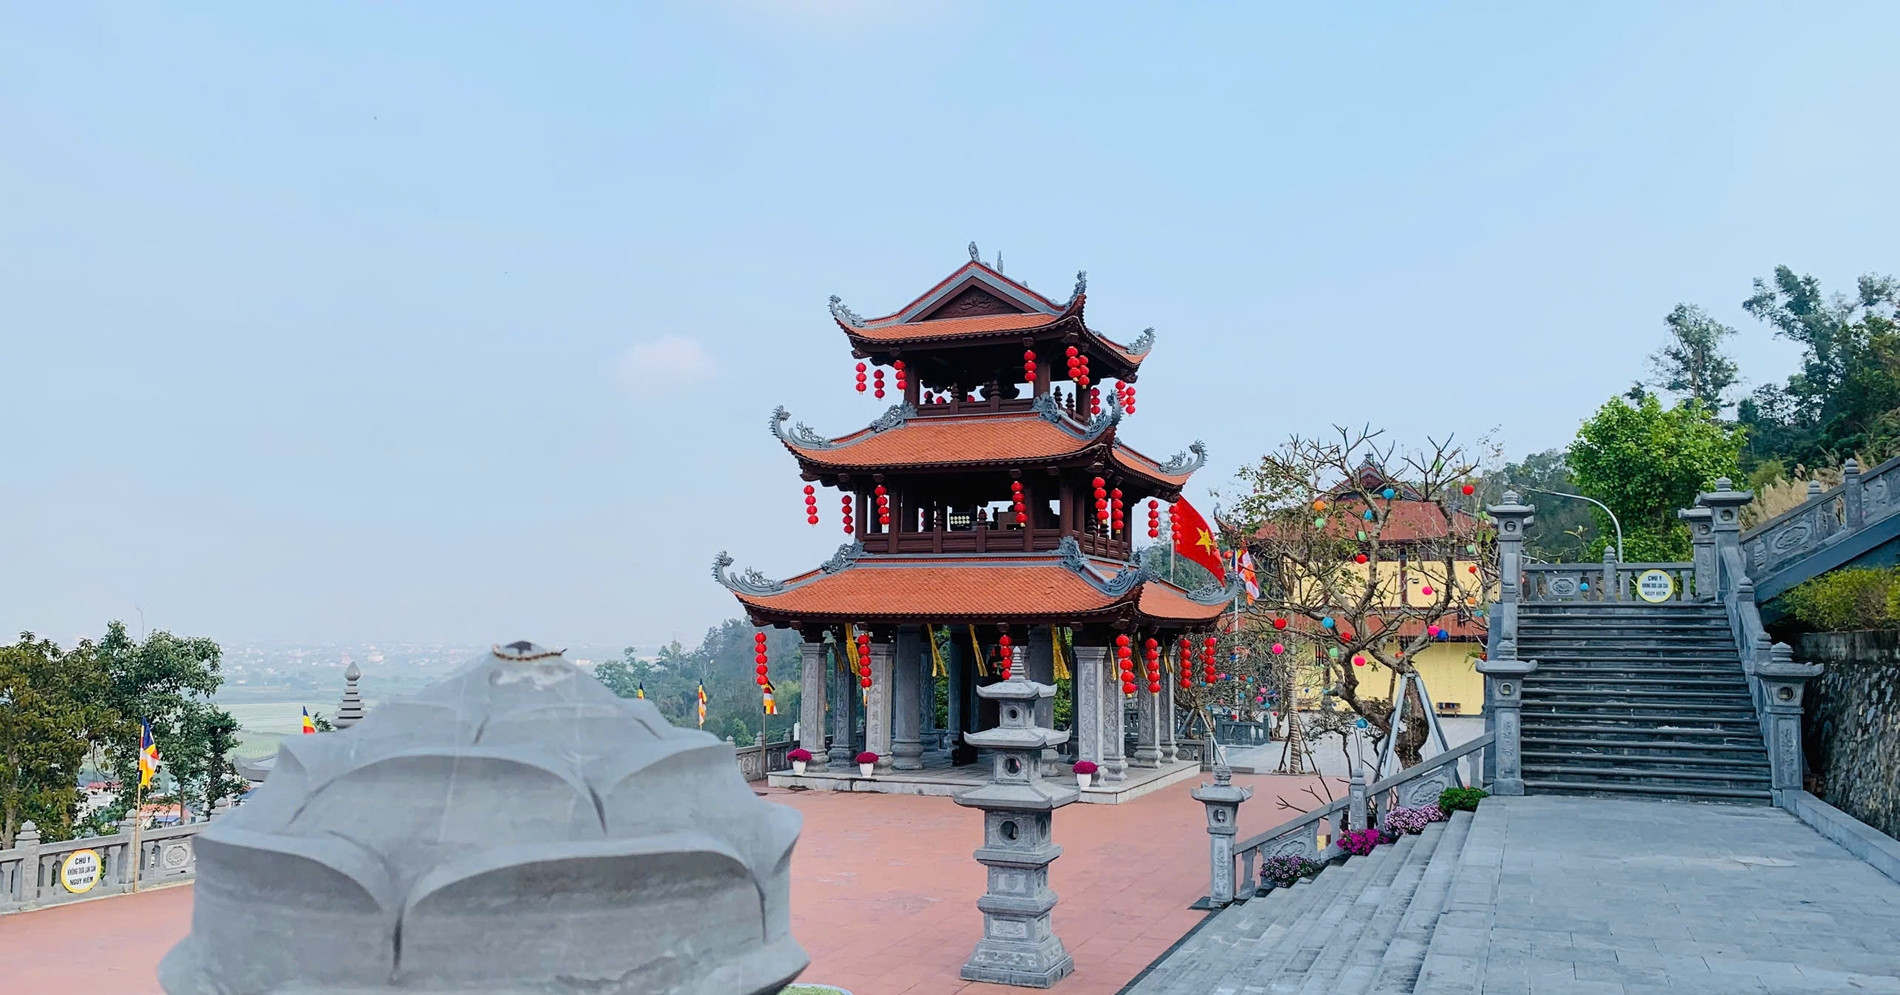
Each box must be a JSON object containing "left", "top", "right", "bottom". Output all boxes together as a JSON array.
[
  {"left": 927, "top": 625, "right": 947, "bottom": 678},
  {"left": 1051, "top": 628, "right": 1072, "bottom": 681},
  {"left": 967, "top": 625, "right": 988, "bottom": 678}
]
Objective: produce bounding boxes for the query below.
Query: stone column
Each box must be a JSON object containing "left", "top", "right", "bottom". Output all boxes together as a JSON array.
[
  {"left": 1696, "top": 478, "right": 1754, "bottom": 596},
  {"left": 1027, "top": 627, "right": 1056, "bottom": 730},
  {"left": 1102, "top": 651, "right": 1128, "bottom": 784},
  {"left": 1133, "top": 678, "right": 1162, "bottom": 768},
  {"left": 1679, "top": 507, "right": 1715, "bottom": 600},
  {"left": 1845, "top": 458, "right": 1865, "bottom": 530},
  {"left": 1602, "top": 546, "right": 1619, "bottom": 601},
  {"left": 15, "top": 821, "right": 39, "bottom": 904},
  {"left": 892, "top": 626, "right": 924, "bottom": 770},
  {"left": 867, "top": 639, "right": 894, "bottom": 773},
  {"left": 1161, "top": 670, "right": 1180, "bottom": 763},
  {"left": 828, "top": 639, "right": 856, "bottom": 770},
  {"left": 1072, "top": 643, "right": 1106, "bottom": 772},
  {"left": 1478, "top": 490, "right": 1537, "bottom": 796},
  {"left": 1190, "top": 768, "right": 1251, "bottom": 909},
  {"left": 1759, "top": 642, "right": 1823, "bottom": 804},
  {"left": 799, "top": 640, "right": 829, "bottom": 772}
]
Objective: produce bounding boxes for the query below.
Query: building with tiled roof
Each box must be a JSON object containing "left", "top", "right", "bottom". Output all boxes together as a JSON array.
[{"left": 716, "top": 247, "right": 1234, "bottom": 784}]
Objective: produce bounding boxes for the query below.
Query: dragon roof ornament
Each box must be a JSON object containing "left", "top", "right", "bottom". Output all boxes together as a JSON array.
[
  {"left": 712, "top": 551, "right": 788, "bottom": 597},
  {"left": 866, "top": 402, "right": 917, "bottom": 434},
  {"left": 1185, "top": 571, "right": 1244, "bottom": 606},
  {"left": 1159, "top": 440, "right": 1208, "bottom": 476},
  {"left": 1056, "top": 536, "right": 1148, "bottom": 598},
  {"left": 828, "top": 294, "right": 864, "bottom": 328},
  {"left": 1081, "top": 403, "right": 1121, "bottom": 442},
  {"left": 770, "top": 406, "right": 838, "bottom": 450},
  {"left": 1066, "top": 270, "right": 1087, "bottom": 307},
  {"left": 1127, "top": 327, "right": 1156, "bottom": 356},
  {"left": 968, "top": 241, "right": 981, "bottom": 262},
  {"left": 1031, "top": 391, "right": 1067, "bottom": 424},
  {"left": 820, "top": 540, "right": 866, "bottom": 575}
]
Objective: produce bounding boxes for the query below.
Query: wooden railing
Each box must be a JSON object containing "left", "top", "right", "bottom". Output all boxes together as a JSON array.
[{"left": 882, "top": 528, "right": 1129, "bottom": 558}]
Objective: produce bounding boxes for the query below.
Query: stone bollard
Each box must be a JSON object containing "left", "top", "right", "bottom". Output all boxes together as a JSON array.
[
  {"left": 160, "top": 640, "right": 807, "bottom": 995},
  {"left": 955, "top": 674, "right": 1078, "bottom": 988},
  {"left": 1757, "top": 642, "right": 1823, "bottom": 802},
  {"left": 15, "top": 821, "right": 41, "bottom": 905},
  {"left": 1190, "top": 767, "right": 1252, "bottom": 909}
]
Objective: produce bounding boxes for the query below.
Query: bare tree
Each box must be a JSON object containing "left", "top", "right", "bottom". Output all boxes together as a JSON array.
[{"left": 1219, "top": 426, "right": 1499, "bottom": 767}]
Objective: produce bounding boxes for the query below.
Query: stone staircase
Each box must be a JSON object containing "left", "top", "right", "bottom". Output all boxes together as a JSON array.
[
  {"left": 1515, "top": 602, "right": 1772, "bottom": 803},
  {"left": 1126, "top": 810, "right": 1474, "bottom": 994}
]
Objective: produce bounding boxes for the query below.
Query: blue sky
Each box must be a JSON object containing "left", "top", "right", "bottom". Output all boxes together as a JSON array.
[{"left": 3, "top": 2, "right": 1896, "bottom": 647}]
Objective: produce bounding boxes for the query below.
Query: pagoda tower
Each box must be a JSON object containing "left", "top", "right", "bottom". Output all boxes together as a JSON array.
[{"left": 715, "top": 245, "right": 1234, "bottom": 783}]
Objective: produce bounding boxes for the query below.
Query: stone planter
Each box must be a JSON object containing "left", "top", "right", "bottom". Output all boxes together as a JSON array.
[
  {"left": 792, "top": 760, "right": 807, "bottom": 775},
  {"left": 858, "top": 763, "right": 874, "bottom": 777},
  {"left": 1076, "top": 772, "right": 1092, "bottom": 789}
]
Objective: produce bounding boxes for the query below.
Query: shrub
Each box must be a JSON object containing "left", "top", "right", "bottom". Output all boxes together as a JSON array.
[
  {"left": 855, "top": 751, "right": 879, "bottom": 765},
  {"left": 1339, "top": 828, "right": 1381, "bottom": 856},
  {"left": 1261, "top": 853, "right": 1323, "bottom": 889},
  {"left": 1384, "top": 805, "right": 1436, "bottom": 835},
  {"left": 1780, "top": 567, "right": 1898, "bottom": 630},
  {"left": 1072, "top": 760, "right": 1099, "bottom": 774},
  {"left": 787, "top": 748, "right": 813, "bottom": 763},
  {"left": 1438, "top": 787, "right": 1487, "bottom": 815}
]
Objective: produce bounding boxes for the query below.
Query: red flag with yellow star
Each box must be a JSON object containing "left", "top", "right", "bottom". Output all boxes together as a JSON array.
[{"left": 1170, "top": 498, "right": 1226, "bottom": 580}]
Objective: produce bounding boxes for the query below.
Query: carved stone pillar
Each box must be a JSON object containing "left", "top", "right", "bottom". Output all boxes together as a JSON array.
[
  {"left": 1102, "top": 651, "right": 1128, "bottom": 783},
  {"left": 1758, "top": 642, "right": 1823, "bottom": 804},
  {"left": 1845, "top": 458, "right": 1865, "bottom": 530},
  {"left": 1696, "top": 478, "right": 1754, "bottom": 595},
  {"left": 892, "top": 627, "right": 924, "bottom": 771},
  {"left": 1679, "top": 507, "right": 1716, "bottom": 601},
  {"left": 1161, "top": 670, "right": 1180, "bottom": 763},
  {"left": 799, "top": 640, "right": 829, "bottom": 772},
  {"left": 1480, "top": 490, "right": 1537, "bottom": 796},
  {"left": 867, "top": 639, "right": 894, "bottom": 773},
  {"left": 828, "top": 638, "right": 856, "bottom": 770},
  {"left": 1133, "top": 679, "right": 1162, "bottom": 768},
  {"left": 1072, "top": 643, "right": 1106, "bottom": 774}
]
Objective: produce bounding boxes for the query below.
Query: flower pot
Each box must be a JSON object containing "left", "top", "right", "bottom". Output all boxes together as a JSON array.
[
  {"left": 1076, "top": 772, "right": 1092, "bottom": 789},
  {"left": 858, "top": 762, "right": 874, "bottom": 777},
  {"left": 792, "top": 760, "right": 807, "bottom": 775}
]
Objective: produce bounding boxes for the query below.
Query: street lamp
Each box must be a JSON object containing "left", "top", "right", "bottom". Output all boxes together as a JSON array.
[{"left": 1524, "top": 488, "right": 1624, "bottom": 561}]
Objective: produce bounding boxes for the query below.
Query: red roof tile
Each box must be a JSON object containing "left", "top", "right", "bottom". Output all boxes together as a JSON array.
[{"left": 778, "top": 411, "right": 1197, "bottom": 487}]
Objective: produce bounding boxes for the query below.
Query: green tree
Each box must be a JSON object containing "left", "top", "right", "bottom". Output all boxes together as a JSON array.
[
  {"left": 94, "top": 622, "right": 241, "bottom": 820},
  {"left": 1481, "top": 449, "right": 1598, "bottom": 563},
  {"left": 1567, "top": 395, "right": 1743, "bottom": 561},
  {"left": 1647, "top": 304, "right": 1739, "bottom": 411},
  {"left": 0, "top": 634, "right": 113, "bottom": 847},
  {"left": 1738, "top": 266, "right": 1900, "bottom": 464}
]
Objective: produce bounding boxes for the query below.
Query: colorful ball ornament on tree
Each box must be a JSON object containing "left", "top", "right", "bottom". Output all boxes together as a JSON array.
[
  {"left": 1271, "top": 643, "right": 1284, "bottom": 654},
  {"left": 1462, "top": 484, "right": 1476, "bottom": 495},
  {"left": 1354, "top": 553, "right": 1368, "bottom": 564},
  {"left": 1273, "top": 617, "right": 1287, "bottom": 630},
  {"left": 1382, "top": 488, "right": 1395, "bottom": 499},
  {"left": 1321, "top": 617, "right": 1335, "bottom": 628}
]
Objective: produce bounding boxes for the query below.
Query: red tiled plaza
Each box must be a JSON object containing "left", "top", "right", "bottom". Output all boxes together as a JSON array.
[{"left": 0, "top": 772, "right": 1339, "bottom": 995}]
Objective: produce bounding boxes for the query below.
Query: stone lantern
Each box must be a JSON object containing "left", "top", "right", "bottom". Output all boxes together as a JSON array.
[
  {"left": 160, "top": 641, "right": 807, "bottom": 995},
  {"left": 1190, "top": 765, "right": 1253, "bottom": 909},
  {"left": 954, "top": 676, "right": 1078, "bottom": 988}
]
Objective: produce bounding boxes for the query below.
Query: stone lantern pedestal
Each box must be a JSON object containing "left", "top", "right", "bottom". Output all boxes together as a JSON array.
[{"left": 954, "top": 676, "right": 1079, "bottom": 988}]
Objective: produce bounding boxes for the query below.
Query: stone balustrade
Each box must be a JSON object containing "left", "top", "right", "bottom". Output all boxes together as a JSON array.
[
  {"left": 1741, "top": 455, "right": 1900, "bottom": 586},
  {"left": 0, "top": 803, "right": 226, "bottom": 914}
]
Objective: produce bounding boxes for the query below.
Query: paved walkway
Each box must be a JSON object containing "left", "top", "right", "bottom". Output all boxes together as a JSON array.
[
  {"left": 0, "top": 770, "right": 1343, "bottom": 995},
  {"left": 1432, "top": 795, "right": 1900, "bottom": 994}
]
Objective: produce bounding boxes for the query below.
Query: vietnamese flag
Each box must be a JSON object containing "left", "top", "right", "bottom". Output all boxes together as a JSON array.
[{"left": 1170, "top": 498, "right": 1227, "bottom": 580}]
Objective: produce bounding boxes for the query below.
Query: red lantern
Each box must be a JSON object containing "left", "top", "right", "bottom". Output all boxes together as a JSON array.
[
  {"left": 841, "top": 494, "right": 855, "bottom": 535},
  {"left": 1089, "top": 386, "right": 1101, "bottom": 415},
  {"left": 894, "top": 359, "right": 907, "bottom": 391},
  {"left": 854, "top": 361, "right": 867, "bottom": 393}
]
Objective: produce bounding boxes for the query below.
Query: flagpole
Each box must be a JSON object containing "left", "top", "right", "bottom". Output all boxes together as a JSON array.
[{"left": 129, "top": 747, "right": 144, "bottom": 895}]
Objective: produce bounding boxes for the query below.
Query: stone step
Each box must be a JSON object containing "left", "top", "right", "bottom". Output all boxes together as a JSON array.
[
  {"left": 1220, "top": 848, "right": 1381, "bottom": 988},
  {"left": 1356, "top": 810, "right": 1474, "bottom": 995},
  {"left": 1527, "top": 674, "right": 1747, "bottom": 688},
  {"left": 1522, "top": 777, "right": 1773, "bottom": 802},
  {"left": 1295, "top": 822, "right": 1445, "bottom": 995},
  {"left": 1143, "top": 859, "right": 1345, "bottom": 995},
  {"left": 1522, "top": 620, "right": 1732, "bottom": 631},
  {"left": 1527, "top": 657, "right": 1745, "bottom": 667},
  {"left": 1263, "top": 834, "right": 1423, "bottom": 993},
  {"left": 1521, "top": 734, "right": 1769, "bottom": 753},
  {"left": 1523, "top": 752, "right": 1769, "bottom": 777},
  {"left": 1520, "top": 698, "right": 1757, "bottom": 713},
  {"left": 1411, "top": 800, "right": 1509, "bottom": 994},
  {"left": 1521, "top": 686, "right": 1754, "bottom": 703}
]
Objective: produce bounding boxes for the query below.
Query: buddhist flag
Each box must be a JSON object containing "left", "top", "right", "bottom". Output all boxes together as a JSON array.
[
  {"left": 301, "top": 707, "right": 316, "bottom": 734},
  {"left": 1232, "top": 548, "right": 1261, "bottom": 601},
  {"left": 1170, "top": 498, "right": 1227, "bottom": 579},
  {"left": 761, "top": 679, "right": 779, "bottom": 715},
  {"left": 138, "top": 719, "right": 162, "bottom": 788},
  {"left": 696, "top": 683, "right": 708, "bottom": 727}
]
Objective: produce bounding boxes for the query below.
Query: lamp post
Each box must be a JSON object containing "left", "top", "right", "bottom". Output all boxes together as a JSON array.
[{"left": 1525, "top": 487, "right": 1623, "bottom": 561}]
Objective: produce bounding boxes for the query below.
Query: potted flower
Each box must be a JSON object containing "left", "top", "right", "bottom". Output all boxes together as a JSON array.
[
  {"left": 1072, "top": 760, "right": 1099, "bottom": 789},
  {"left": 787, "top": 748, "right": 812, "bottom": 775},
  {"left": 856, "top": 751, "right": 878, "bottom": 777}
]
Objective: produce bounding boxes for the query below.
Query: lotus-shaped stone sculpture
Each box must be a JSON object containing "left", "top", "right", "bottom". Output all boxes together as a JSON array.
[{"left": 160, "top": 642, "right": 805, "bottom": 995}]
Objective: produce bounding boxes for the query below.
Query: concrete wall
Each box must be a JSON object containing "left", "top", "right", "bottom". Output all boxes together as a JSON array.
[
  {"left": 1796, "top": 630, "right": 1900, "bottom": 842},
  {"left": 1290, "top": 641, "right": 1485, "bottom": 716}
]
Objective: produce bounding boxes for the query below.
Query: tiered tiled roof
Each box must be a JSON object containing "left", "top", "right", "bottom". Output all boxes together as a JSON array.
[
  {"left": 770, "top": 401, "right": 1205, "bottom": 489},
  {"left": 831, "top": 260, "right": 1154, "bottom": 370},
  {"left": 715, "top": 542, "right": 1233, "bottom": 627}
]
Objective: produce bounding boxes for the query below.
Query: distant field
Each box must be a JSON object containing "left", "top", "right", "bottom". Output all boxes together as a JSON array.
[{"left": 222, "top": 700, "right": 378, "bottom": 760}]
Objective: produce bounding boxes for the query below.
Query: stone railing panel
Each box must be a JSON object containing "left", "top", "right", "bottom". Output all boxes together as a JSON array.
[
  {"left": 1, "top": 819, "right": 213, "bottom": 915},
  {"left": 1742, "top": 455, "right": 1900, "bottom": 578},
  {"left": 1522, "top": 565, "right": 1602, "bottom": 601}
]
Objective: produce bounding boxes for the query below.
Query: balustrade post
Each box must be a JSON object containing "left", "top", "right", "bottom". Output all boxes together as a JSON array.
[
  {"left": 1602, "top": 546, "right": 1619, "bottom": 601},
  {"left": 1757, "top": 643, "right": 1823, "bottom": 804},
  {"left": 1479, "top": 491, "right": 1536, "bottom": 796},
  {"left": 1679, "top": 507, "right": 1715, "bottom": 600},
  {"left": 1190, "top": 766, "right": 1252, "bottom": 909},
  {"left": 1347, "top": 734, "right": 1368, "bottom": 833},
  {"left": 1695, "top": 478, "right": 1753, "bottom": 596},
  {"left": 15, "top": 821, "right": 40, "bottom": 905},
  {"left": 1844, "top": 458, "right": 1865, "bottom": 530}
]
